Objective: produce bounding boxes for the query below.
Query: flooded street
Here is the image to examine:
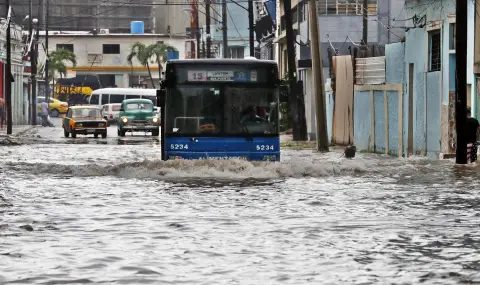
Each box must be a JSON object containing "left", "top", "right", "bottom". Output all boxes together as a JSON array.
[{"left": 1, "top": 119, "right": 480, "bottom": 284}]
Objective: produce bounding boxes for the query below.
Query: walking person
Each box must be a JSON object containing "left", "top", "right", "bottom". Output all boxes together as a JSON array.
[
  {"left": 466, "top": 107, "right": 479, "bottom": 163},
  {"left": 0, "top": 97, "right": 5, "bottom": 129},
  {"left": 40, "top": 100, "right": 50, "bottom": 127}
]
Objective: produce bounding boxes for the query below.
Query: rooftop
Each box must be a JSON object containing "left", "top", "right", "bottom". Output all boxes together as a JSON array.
[{"left": 32, "top": 31, "right": 187, "bottom": 39}]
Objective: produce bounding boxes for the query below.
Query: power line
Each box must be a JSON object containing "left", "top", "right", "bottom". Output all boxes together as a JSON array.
[
  {"left": 226, "top": 5, "right": 246, "bottom": 44},
  {"left": 37, "top": 0, "right": 134, "bottom": 28}
]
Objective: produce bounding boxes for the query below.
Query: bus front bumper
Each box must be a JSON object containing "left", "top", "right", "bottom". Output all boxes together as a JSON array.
[{"left": 166, "top": 151, "right": 280, "bottom": 162}]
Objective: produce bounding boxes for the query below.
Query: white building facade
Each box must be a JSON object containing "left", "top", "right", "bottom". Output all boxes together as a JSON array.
[
  {"left": 37, "top": 31, "right": 188, "bottom": 88},
  {"left": 0, "top": 20, "right": 29, "bottom": 125}
]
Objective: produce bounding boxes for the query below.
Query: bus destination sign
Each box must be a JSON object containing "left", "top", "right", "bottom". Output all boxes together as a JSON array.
[{"left": 187, "top": 70, "right": 257, "bottom": 82}]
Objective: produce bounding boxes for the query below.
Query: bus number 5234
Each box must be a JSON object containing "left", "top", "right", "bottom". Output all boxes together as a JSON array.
[
  {"left": 171, "top": 144, "right": 189, "bottom": 150},
  {"left": 256, "top": 145, "right": 274, "bottom": 151}
]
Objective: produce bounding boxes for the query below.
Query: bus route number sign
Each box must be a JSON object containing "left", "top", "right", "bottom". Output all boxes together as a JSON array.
[
  {"left": 187, "top": 70, "right": 255, "bottom": 82},
  {"left": 188, "top": 71, "right": 207, "bottom": 81}
]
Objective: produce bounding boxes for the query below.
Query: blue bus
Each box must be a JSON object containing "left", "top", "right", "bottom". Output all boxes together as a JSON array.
[{"left": 157, "top": 59, "right": 281, "bottom": 161}]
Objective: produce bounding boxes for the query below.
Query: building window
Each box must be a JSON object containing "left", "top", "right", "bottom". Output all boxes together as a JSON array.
[
  {"left": 449, "top": 23, "right": 456, "bottom": 51},
  {"left": 429, "top": 30, "right": 441, "bottom": 72},
  {"left": 317, "top": 0, "right": 377, "bottom": 15},
  {"left": 228, "top": 47, "right": 245, "bottom": 59},
  {"left": 103, "top": 44, "right": 120, "bottom": 54},
  {"left": 56, "top": 44, "right": 74, "bottom": 52}
]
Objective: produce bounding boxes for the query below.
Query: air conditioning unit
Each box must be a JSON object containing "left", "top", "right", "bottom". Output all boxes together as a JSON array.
[
  {"left": 99, "top": 29, "right": 109, "bottom": 34},
  {"left": 87, "top": 54, "right": 103, "bottom": 63}
]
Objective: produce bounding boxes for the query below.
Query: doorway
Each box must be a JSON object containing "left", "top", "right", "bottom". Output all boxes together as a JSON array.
[{"left": 408, "top": 63, "right": 414, "bottom": 156}]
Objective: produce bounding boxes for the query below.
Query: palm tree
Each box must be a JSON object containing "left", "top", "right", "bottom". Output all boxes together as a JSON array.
[
  {"left": 127, "top": 42, "right": 178, "bottom": 88},
  {"left": 39, "top": 48, "right": 77, "bottom": 88},
  {"left": 147, "top": 43, "right": 178, "bottom": 84},
  {"left": 127, "top": 42, "right": 154, "bottom": 88}
]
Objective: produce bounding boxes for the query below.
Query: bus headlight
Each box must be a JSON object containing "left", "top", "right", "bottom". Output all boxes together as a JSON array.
[
  {"left": 121, "top": 117, "right": 128, "bottom": 124},
  {"left": 152, "top": 117, "right": 159, "bottom": 123}
]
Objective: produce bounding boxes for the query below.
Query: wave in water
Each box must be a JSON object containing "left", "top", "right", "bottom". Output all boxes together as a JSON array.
[{"left": 3, "top": 155, "right": 439, "bottom": 180}]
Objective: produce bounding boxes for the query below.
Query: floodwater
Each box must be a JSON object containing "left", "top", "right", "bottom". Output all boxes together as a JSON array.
[{"left": 0, "top": 120, "right": 479, "bottom": 284}]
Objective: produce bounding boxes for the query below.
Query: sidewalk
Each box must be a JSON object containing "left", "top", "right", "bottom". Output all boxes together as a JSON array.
[{"left": 0, "top": 125, "right": 36, "bottom": 137}]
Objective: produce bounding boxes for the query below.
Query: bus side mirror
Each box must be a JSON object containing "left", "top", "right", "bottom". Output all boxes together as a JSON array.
[{"left": 156, "top": 89, "right": 166, "bottom": 107}]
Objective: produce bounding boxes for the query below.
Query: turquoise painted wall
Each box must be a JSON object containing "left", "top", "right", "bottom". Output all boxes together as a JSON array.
[
  {"left": 353, "top": 91, "right": 371, "bottom": 151},
  {"left": 426, "top": 72, "right": 441, "bottom": 156},
  {"left": 404, "top": 28, "right": 426, "bottom": 156},
  {"left": 353, "top": 0, "right": 474, "bottom": 157},
  {"left": 353, "top": 43, "right": 404, "bottom": 155}
]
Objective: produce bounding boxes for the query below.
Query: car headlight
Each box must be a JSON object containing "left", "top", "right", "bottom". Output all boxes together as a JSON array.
[
  {"left": 121, "top": 117, "right": 128, "bottom": 123},
  {"left": 98, "top": 123, "right": 105, "bottom": 127},
  {"left": 152, "top": 117, "right": 159, "bottom": 123},
  {"left": 76, "top": 123, "right": 83, "bottom": 127}
]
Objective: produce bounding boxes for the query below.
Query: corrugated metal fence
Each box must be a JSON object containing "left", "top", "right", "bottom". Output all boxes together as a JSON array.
[{"left": 355, "top": 56, "right": 385, "bottom": 85}]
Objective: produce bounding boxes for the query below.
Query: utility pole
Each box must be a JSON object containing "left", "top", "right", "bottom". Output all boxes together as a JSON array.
[
  {"left": 222, "top": 0, "right": 228, "bottom": 58},
  {"left": 31, "top": 18, "right": 39, "bottom": 125},
  {"left": 284, "top": 0, "right": 307, "bottom": 140},
  {"left": 44, "top": 0, "right": 50, "bottom": 103},
  {"left": 205, "top": 0, "right": 211, "bottom": 58},
  {"left": 28, "top": 0, "right": 33, "bottom": 125},
  {"left": 309, "top": 0, "right": 329, "bottom": 151},
  {"left": 248, "top": 0, "right": 254, "bottom": 57},
  {"left": 362, "top": 0, "right": 368, "bottom": 44},
  {"left": 5, "top": 0, "right": 12, "bottom": 134},
  {"left": 455, "top": 0, "right": 467, "bottom": 164},
  {"left": 195, "top": 3, "right": 200, "bottom": 58}
]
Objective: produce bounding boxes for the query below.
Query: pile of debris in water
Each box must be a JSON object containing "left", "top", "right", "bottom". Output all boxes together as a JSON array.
[{"left": 0, "top": 136, "right": 20, "bottom": 145}]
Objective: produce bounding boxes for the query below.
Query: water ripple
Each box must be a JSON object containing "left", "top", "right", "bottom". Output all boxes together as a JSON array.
[{"left": 0, "top": 144, "right": 479, "bottom": 284}]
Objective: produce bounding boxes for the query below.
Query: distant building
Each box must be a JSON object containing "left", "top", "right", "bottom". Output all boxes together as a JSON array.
[
  {"left": 36, "top": 30, "right": 188, "bottom": 88},
  {"left": 0, "top": 20, "right": 30, "bottom": 125},
  {"left": 1, "top": 0, "right": 155, "bottom": 33},
  {"left": 274, "top": 0, "right": 405, "bottom": 141}
]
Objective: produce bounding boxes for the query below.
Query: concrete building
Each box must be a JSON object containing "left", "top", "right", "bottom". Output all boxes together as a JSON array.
[
  {"left": 353, "top": 0, "right": 477, "bottom": 158},
  {"left": 193, "top": 1, "right": 255, "bottom": 58},
  {"left": 37, "top": 31, "right": 188, "bottom": 89},
  {"left": 274, "top": 0, "right": 405, "bottom": 140},
  {"left": 154, "top": 0, "right": 207, "bottom": 37},
  {"left": 0, "top": 20, "right": 30, "bottom": 125},
  {"left": 2, "top": 0, "right": 155, "bottom": 33}
]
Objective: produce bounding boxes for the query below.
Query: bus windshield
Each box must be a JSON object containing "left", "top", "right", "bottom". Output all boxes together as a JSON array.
[{"left": 166, "top": 85, "right": 279, "bottom": 136}]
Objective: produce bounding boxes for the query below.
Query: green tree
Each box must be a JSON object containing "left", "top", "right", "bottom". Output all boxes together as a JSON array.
[
  {"left": 40, "top": 48, "right": 77, "bottom": 81},
  {"left": 127, "top": 42, "right": 178, "bottom": 88}
]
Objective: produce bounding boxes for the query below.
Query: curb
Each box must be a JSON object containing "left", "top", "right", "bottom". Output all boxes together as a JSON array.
[{"left": 0, "top": 126, "right": 37, "bottom": 138}]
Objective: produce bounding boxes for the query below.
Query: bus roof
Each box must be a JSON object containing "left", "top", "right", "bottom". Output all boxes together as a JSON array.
[
  {"left": 91, "top": 88, "right": 157, "bottom": 95},
  {"left": 166, "top": 59, "right": 277, "bottom": 66}
]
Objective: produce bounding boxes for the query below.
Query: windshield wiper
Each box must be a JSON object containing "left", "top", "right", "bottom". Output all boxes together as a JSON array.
[{"left": 231, "top": 106, "right": 252, "bottom": 140}]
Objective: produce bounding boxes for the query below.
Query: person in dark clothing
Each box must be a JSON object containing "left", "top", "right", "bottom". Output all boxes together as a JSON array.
[{"left": 466, "top": 108, "right": 480, "bottom": 162}]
